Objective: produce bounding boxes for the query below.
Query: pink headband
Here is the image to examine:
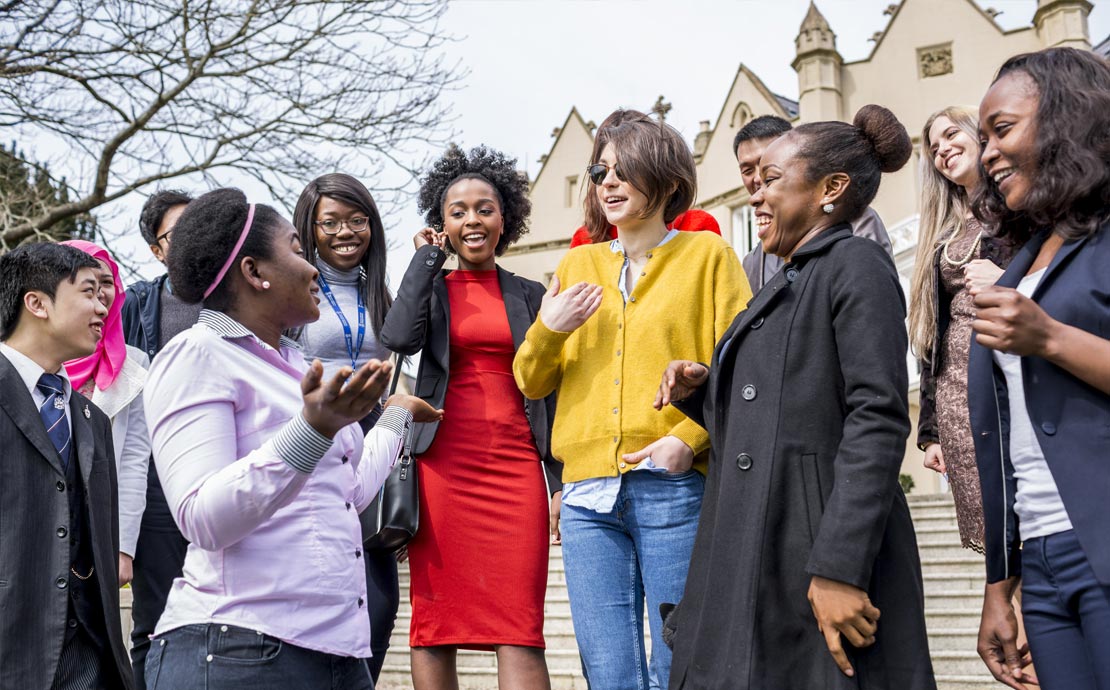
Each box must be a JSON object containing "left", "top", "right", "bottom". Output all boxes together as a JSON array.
[{"left": 203, "top": 203, "right": 256, "bottom": 299}]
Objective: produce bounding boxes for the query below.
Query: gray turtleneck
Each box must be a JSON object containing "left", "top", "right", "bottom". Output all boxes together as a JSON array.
[{"left": 298, "top": 261, "right": 391, "bottom": 381}]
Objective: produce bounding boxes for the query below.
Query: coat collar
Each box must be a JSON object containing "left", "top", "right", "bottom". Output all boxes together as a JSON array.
[
  {"left": 997, "top": 226, "right": 1094, "bottom": 299},
  {"left": 90, "top": 347, "right": 148, "bottom": 419},
  {"left": 0, "top": 352, "right": 72, "bottom": 477},
  {"left": 789, "top": 223, "right": 853, "bottom": 260}
]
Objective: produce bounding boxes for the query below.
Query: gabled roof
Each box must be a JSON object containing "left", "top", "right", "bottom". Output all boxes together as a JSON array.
[
  {"left": 530, "top": 107, "right": 593, "bottom": 191},
  {"left": 845, "top": 0, "right": 1027, "bottom": 66}
]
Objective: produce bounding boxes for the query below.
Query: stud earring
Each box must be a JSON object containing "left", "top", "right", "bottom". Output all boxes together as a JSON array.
[
  {"left": 261, "top": 280, "right": 271, "bottom": 289},
  {"left": 822, "top": 203, "right": 835, "bottom": 214}
]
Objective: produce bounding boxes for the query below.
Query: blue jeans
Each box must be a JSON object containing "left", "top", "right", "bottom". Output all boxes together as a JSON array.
[
  {"left": 560, "top": 470, "right": 705, "bottom": 690},
  {"left": 1021, "top": 530, "right": 1110, "bottom": 690},
  {"left": 144, "top": 624, "right": 374, "bottom": 690}
]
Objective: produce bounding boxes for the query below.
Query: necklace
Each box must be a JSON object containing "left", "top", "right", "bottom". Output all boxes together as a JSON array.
[{"left": 941, "top": 223, "right": 982, "bottom": 267}]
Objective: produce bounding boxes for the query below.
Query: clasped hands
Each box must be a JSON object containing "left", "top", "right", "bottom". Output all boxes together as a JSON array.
[{"left": 300, "top": 358, "right": 443, "bottom": 439}]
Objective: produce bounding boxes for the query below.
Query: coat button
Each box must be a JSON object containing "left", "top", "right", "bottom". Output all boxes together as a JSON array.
[
  {"left": 736, "top": 453, "right": 753, "bottom": 471},
  {"left": 68, "top": 619, "right": 78, "bottom": 629},
  {"left": 750, "top": 317, "right": 764, "bottom": 330},
  {"left": 1041, "top": 422, "right": 1056, "bottom": 436},
  {"left": 785, "top": 268, "right": 799, "bottom": 282},
  {"left": 425, "top": 259, "right": 436, "bottom": 266},
  {"left": 55, "top": 577, "right": 68, "bottom": 589},
  {"left": 57, "top": 526, "right": 68, "bottom": 538},
  {"left": 741, "top": 385, "right": 757, "bottom": 401},
  {"left": 56, "top": 481, "right": 66, "bottom": 492}
]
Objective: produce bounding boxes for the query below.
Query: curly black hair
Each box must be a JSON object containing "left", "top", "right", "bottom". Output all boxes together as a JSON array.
[
  {"left": 139, "top": 189, "right": 193, "bottom": 245},
  {"left": 166, "top": 188, "right": 285, "bottom": 310},
  {"left": 972, "top": 47, "right": 1110, "bottom": 241},
  {"left": 417, "top": 144, "right": 531, "bottom": 256}
]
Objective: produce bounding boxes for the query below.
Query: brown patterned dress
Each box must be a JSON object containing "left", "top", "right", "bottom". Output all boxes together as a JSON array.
[{"left": 935, "top": 219, "right": 987, "bottom": 552}]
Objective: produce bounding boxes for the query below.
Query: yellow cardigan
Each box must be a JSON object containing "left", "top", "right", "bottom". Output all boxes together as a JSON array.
[{"left": 513, "top": 231, "right": 751, "bottom": 483}]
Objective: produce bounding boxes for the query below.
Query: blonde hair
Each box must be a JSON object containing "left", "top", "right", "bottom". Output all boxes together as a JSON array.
[{"left": 908, "top": 106, "right": 980, "bottom": 359}]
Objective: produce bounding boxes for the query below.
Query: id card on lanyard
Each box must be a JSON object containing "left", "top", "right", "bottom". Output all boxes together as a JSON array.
[{"left": 317, "top": 272, "right": 366, "bottom": 370}]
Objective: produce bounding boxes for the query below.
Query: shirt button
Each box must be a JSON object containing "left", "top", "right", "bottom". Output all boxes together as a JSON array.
[
  {"left": 355, "top": 549, "right": 362, "bottom": 558},
  {"left": 741, "top": 385, "right": 757, "bottom": 401},
  {"left": 358, "top": 597, "right": 365, "bottom": 608},
  {"left": 55, "top": 577, "right": 68, "bottom": 589},
  {"left": 345, "top": 502, "right": 352, "bottom": 511},
  {"left": 341, "top": 455, "right": 349, "bottom": 464},
  {"left": 57, "top": 526, "right": 68, "bottom": 539},
  {"left": 56, "top": 481, "right": 66, "bottom": 492}
]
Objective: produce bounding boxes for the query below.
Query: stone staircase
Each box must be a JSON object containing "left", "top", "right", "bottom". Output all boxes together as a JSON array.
[
  {"left": 378, "top": 493, "right": 997, "bottom": 689},
  {"left": 118, "top": 494, "right": 997, "bottom": 689}
]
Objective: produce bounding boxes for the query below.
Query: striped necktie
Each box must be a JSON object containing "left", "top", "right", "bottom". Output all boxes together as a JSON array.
[{"left": 36, "top": 373, "right": 72, "bottom": 470}]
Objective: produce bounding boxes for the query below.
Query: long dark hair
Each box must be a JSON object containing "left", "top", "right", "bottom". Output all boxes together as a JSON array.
[
  {"left": 972, "top": 48, "right": 1110, "bottom": 240},
  {"left": 293, "top": 174, "right": 392, "bottom": 336}
]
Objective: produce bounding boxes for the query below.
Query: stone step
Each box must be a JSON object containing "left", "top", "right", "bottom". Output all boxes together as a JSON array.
[
  {"left": 378, "top": 665, "right": 588, "bottom": 690},
  {"left": 928, "top": 628, "right": 980, "bottom": 652},
  {"left": 925, "top": 589, "right": 984, "bottom": 610},
  {"left": 935, "top": 674, "right": 1000, "bottom": 690},
  {"left": 925, "top": 607, "right": 984, "bottom": 629},
  {"left": 932, "top": 650, "right": 994, "bottom": 677},
  {"left": 919, "top": 555, "right": 987, "bottom": 576}
]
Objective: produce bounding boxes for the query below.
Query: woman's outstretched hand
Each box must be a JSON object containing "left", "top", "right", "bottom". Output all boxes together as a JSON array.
[
  {"left": 539, "top": 276, "right": 602, "bottom": 333},
  {"left": 808, "top": 576, "right": 881, "bottom": 678},
  {"left": 385, "top": 394, "right": 444, "bottom": 424},
  {"left": 301, "top": 359, "right": 392, "bottom": 438},
  {"left": 654, "top": 360, "right": 709, "bottom": 410}
]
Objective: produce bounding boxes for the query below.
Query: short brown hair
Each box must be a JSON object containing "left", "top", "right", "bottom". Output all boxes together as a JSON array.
[{"left": 584, "top": 109, "right": 697, "bottom": 243}]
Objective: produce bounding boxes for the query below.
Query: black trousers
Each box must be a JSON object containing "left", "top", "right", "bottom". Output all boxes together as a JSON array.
[
  {"left": 364, "top": 548, "right": 400, "bottom": 681},
  {"left": 130, "top": 463, "right": 189, "bottom": 690}
]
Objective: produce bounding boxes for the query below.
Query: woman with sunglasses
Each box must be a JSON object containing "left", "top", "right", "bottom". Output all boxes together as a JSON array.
[
  {"left": 292, "top": 174, "right": 398, "bottom": 682},
  {"left": 381, "top": 145, "right": 562, "bottom": 690},
  {"left": 514, "top": 109, "right": 750, "bottom": 690}
]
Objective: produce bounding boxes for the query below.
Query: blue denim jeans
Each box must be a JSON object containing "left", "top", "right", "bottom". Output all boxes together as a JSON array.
[
  {"left": 560, "top": 469, "right": 705, "bottom": 690},
  {"left": 144, "top": 624, "right": 374, "bottom": 690},
  {"left": 1021, "top": 529, "right": 1110, "bottom": 690}
]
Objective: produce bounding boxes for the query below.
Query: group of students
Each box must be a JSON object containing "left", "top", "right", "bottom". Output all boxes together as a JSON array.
[{"left": 0, "top": 44, "right": 1107, "bottom": 690}]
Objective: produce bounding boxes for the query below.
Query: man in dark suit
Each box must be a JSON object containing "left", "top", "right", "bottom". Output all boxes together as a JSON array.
[{"left": 0, "top": 243, "right": 134, "bottom": 690}]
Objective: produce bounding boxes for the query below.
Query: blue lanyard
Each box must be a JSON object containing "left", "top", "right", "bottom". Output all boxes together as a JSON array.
[{"left": 316, "top": 272, "right": 365, "bottom": 370}]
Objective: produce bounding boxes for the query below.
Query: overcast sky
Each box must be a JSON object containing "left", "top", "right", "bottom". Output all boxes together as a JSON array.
[{"left": 47, "top": 0, "right": 1110, "bottom": 289}]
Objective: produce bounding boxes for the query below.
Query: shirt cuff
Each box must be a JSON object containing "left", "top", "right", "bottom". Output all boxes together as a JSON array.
[
  {"left": 376, "top": 405, "right": 414, "bottom": 438},
  {"left": 272, "top": 413, "right": 335, "bottom": 474}
]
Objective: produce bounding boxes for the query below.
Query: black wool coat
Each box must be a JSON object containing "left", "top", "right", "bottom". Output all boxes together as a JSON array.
[
  {"left": 380, "top": 244, "right": 562, "bottom": 495},
  {"left": 669, "top": 225, "right": 935, "bottom": 690}
]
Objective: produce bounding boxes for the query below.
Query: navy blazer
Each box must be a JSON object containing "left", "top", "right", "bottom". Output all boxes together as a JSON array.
[{"left": 969, "top": 217, "right": 1110, "bottom": 585}]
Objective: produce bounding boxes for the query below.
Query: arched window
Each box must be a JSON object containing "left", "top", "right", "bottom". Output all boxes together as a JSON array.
[{"left": 730, "top": 102, "right": 752, "bottom": 128}]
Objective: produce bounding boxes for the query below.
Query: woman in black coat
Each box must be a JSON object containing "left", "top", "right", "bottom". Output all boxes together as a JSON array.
[{"left": 656, "top": 105, "right": 936, "bottom": 690}]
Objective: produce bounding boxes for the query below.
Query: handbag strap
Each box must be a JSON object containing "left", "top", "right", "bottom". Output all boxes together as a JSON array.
[{"left": 389, "top": 355, "right": 404, "bottom": 396}]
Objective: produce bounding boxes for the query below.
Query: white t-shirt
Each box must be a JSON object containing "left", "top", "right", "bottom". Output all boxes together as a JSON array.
[{"left": 991, "top": 267, "right": 1073, "bottom": 540}]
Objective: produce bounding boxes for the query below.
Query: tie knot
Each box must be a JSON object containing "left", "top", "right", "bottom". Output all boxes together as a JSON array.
[{"left": 37, "top": 372, "right": 66, "bottom": 397}]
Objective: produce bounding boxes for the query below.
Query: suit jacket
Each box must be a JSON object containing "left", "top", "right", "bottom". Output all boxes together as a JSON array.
[
  {"left": 381, "top": 245, "right": 562, "bottom": 494},
  {"left": 0, "top": 353, "right": 133, "bottom": 690},
  {"left": 670, "top": 226, "right": 933, "bottom": 690},
  {"left": 969, "top": 216, "right": 1110, "bottom": 585}
]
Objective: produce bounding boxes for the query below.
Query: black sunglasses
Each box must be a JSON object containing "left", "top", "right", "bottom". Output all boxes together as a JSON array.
[{"left": 587, "top": 163, "right": 627, "bottom": 185}]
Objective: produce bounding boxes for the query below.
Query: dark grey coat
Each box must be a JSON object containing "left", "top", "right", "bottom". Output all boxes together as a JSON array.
[
  {"left": 380, "top": 244, "right": 562, "bottom": 495},
  {"left": 0, "top": 353, "right": 133, "bottom": 690},
  {"left": 669, "top": 226, "right": 935, "bottom": 690}
]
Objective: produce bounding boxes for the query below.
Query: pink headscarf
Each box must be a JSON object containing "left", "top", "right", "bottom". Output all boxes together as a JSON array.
[{"left": 62, "top": 240, "right": 128, "bottom": 391}]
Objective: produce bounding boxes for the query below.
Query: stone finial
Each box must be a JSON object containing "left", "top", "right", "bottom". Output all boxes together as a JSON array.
[
  {"left": 651, "top": 96, "right": 673, "bottom": 121},
  {"left": 795, "top": 1, "right": 837, "bottom": 56}
]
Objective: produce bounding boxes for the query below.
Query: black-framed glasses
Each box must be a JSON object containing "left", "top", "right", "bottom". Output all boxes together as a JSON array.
[
  {"left": 314, "top": 216, "right": 370, "bottom": 235},
  {"left": 587, "top": 163, "right": 627, "bottom": 185},
  {"left": 155, "top": 228, "right": 173, "bottom": 244}
]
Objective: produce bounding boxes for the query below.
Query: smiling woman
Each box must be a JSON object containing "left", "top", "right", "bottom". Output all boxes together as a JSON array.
[{"left": 380, "top": 145, "right": 562, "bottom": 690}]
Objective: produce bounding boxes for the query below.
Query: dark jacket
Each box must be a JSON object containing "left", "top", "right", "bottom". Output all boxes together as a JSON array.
[
  {"left": 121, "top": 273, "right": 169, "bottom": 361},
  {"left": 669, "top": 226, "right": 934, "bottom": 690},
  {"left": 969, "top": 218, "right": 1110, "bottom": 585},
  {"left": 0, "top": 354, "right": 134, "bottom": 690},
  {"left": 916, "top": 232, "right": 1019, "bottom": 449},
  {"left": 380, "top": 245, "right": 562, "bottom": 495}
]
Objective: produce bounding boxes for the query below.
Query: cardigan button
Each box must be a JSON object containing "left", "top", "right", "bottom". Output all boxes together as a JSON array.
[
  {"left": 629, "top": 296, "right": 636, "bottom": 303},
  {"left": 736, "top": 453, "right": 753, "bottom": 471},
  {"left": 741, "top": 385, "right": 757, "bottom": 401},
  {"left": 1040, "top": 422, "right": 1057, "bottom": 436},
  {"left": 750, "top": 317, "right": 764, "bottom": 330}
]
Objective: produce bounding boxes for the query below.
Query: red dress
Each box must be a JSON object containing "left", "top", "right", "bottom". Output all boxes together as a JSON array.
[{"left": 407, "top": 269, "right": 549, "bottom": 649}]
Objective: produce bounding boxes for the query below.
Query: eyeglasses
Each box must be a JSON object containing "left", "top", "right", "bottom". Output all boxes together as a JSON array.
[
  {"left": 155, "top": 228, "right": 173, "bottom": 244},
  {"left": 314, "top": 216, "right": 370, "bottom": 235},
  {"left": 587, "top": 163, "right": 627, "bottom": 185}
]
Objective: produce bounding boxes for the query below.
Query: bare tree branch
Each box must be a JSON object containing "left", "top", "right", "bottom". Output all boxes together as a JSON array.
[{"left": 0, "top": 0, "right": 460, "bottom": 249}]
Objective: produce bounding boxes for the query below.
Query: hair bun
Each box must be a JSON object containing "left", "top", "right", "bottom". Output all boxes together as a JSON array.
[{"left": 853, "top": 104, "right": 912, "bottom": 173}]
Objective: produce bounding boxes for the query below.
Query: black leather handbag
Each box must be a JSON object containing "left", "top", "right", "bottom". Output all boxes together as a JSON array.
[{"left": 360, "top": 364, "right": 419, "bottom": 552}]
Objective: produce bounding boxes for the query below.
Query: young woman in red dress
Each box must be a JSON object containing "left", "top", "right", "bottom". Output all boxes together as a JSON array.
[{"left": 380, "top": 145, "right": 562, "bottom": 690}]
